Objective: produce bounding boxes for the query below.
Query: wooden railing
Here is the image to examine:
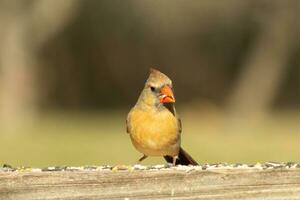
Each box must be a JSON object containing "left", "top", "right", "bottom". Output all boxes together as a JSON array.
[{"left": 1, "top": 163, "right": 300, "bottom": 199}]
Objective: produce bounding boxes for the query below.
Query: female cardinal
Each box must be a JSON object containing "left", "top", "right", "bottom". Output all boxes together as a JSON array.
[{"left": 126, "top": 68, "right": 198, "bottom": 165}]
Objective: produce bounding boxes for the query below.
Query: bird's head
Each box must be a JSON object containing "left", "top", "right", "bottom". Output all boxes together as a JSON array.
[{"left": 137, "top": 68, "right": 175, "bottom": 107}]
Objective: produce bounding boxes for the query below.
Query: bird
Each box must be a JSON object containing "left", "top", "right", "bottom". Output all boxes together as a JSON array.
[{"left": 126, "top": 68, "right": 198, "bottom": 165}]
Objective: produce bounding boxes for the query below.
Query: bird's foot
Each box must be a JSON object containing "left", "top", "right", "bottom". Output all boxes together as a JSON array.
[
  {"left": 137, "top": 154, "right": 148, "bottom": 163},
  {"left": 172, "top": 156, "right": 178, "bottom": 166}
]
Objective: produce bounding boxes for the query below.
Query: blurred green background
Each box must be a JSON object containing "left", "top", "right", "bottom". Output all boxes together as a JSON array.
[{"left": 0, "top": 0, "right": 299, "bottom": 167}]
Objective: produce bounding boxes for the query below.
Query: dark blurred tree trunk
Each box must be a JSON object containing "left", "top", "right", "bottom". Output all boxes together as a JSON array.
[
  {"left": 0, "top": 0, "right": 79, "bottom": 132},
  {"left": 227, "top": 1, "right": 300, "bottom": 122}
]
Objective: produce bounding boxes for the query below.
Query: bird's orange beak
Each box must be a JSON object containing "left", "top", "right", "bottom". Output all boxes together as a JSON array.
[{"left": 159, "top": 85, "right": 175, "bottom": 103}]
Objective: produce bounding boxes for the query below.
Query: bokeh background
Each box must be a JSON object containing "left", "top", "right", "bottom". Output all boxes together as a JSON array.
[{"left": 0, "top": 0, "right": 299, "bottom": 167}]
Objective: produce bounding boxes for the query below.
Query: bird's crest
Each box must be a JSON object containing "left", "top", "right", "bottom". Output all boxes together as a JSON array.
[{"left": 147, "top": 67, "right": 172, "bottom": 85}]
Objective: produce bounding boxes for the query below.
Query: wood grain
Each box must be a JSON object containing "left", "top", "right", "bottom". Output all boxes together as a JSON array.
[{"left": 1, "top": 168, "right": 300, "bottom": 200}]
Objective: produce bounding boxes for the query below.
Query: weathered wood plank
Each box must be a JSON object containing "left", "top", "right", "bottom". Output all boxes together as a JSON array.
[{"left": 1, "top": 166, "right": 300, "bottom": 200}]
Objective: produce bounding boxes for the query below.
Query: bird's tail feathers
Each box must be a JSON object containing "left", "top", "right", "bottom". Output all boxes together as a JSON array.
[{"left": 164, "top": 147, "right": 198, "bottom": 165}]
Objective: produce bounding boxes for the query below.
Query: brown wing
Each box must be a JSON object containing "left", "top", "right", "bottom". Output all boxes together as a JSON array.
[
  {"left": 178, "top": 117, "right": 182, "bottom": 133},
  {"left": 126, "top": 110, "right": 133, "bottom": 134},
  {"left": 126, "top": 118, "right": 130, "bottom": 134}
]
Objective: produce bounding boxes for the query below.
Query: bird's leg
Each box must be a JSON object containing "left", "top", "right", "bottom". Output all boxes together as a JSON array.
[
  {"left": 138, "top": 154, "right": 148, "bottom": 163},
  {"left": 172, "top": 156, "right": 178, "bottom": 166}
]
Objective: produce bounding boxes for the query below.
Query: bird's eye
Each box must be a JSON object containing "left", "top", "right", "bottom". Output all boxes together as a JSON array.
[{"left": 150, "top": 86, "right": 156, "bottom": 92}]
